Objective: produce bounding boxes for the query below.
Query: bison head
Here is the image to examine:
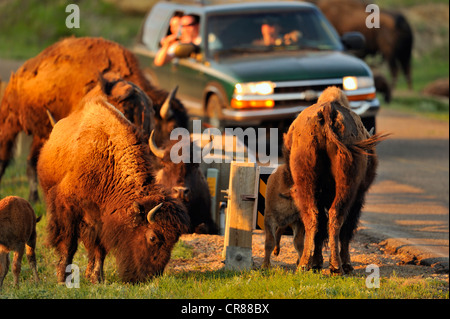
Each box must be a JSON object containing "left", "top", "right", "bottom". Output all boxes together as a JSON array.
[
  {"left": 105, "top": 188, "right": 189, "bottom": 283},
  {"left": 149, "top": 86, "right": 189, "bottom": 146},
  {"left": 149, "top": 131, "right": 217, "bottom": 234}
]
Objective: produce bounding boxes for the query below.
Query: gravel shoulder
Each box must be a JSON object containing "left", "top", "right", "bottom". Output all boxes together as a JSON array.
[{"left": 167, "top": 231, "right": 449, "bottom": 285}]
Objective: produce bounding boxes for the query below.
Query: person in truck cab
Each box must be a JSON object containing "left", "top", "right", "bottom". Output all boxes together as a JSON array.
[
  {"left": 154, "top": 14, "right": 201, "bottom": 67},
  {"left": 254, "top": 19, "right": 302, "bottom": 47}
]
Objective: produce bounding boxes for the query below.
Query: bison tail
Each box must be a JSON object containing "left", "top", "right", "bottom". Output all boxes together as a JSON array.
[
  {"left": 351, "top": 132, "right": 390, "bottom": 157},
  {"left": 319, "top": 102, "right": 353, "bottom": 161},
  {"left": 320, "top": 103, "right": 389, "bottom": 159}
]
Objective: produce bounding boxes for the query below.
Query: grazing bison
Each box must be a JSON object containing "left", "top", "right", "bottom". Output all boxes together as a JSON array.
[
  {"left": 317, "top": 0, "right": 413, "bottom": 89},
  {"left": 284, "top": 86, "right": 388, "bottom": 274},
  {"left": 262, "top": 164, "right": 304, "bottom": 269},
  {"left": 149, "top": 131, "right": 218, "bottom": 234},
  {"left": 0, "top": 36, "right": 187, "bottom": 202},
  {"left": 37, "top": 97, "right": 189, "bottom": 284},
  {"left": 0, "top": 196, "right": 40, "bottom": 290}
]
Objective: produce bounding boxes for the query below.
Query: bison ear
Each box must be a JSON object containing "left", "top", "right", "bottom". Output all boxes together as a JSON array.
[
  {"left": 111, "top": 81, "right": 135, "bottom": 102},
  {"left": 133, "top": 201, "right": 144, "bottom": 214}
]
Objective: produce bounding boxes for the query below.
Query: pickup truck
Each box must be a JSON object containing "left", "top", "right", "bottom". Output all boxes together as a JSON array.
[{"left": 133, "top": 0, "right": 379, "bottom": 133}]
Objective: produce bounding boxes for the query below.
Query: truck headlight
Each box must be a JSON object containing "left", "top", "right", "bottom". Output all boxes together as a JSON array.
[
  {"left": 343, "top": 76, "right": 374, "bottom": 91},
  {"left": 234, "top": 81, "right": 275, "bottom": 95}
]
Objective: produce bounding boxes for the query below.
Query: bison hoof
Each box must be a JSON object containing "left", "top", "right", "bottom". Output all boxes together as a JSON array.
[
  {"left": 273, "top": 246, "right": 280, "bottom": 256},
  {"left": 329, "top": 266, "right": 344, "bottom": 276},
  {"left": 342, "top": 264, "right": 354, "bottom": 274},
  {"left": 297, "top": 264, "right": 310, "bottom": 272},
  {"left": 261, "top": 262, "right": 271, "bottom": 269},
  {"left": 311, "top": 265, "right": 322, "bottom": 273}
]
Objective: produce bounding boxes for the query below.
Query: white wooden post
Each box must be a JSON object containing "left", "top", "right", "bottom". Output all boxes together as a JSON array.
[{"left": 223, "top": 161, "right": 256, "bottom": 270}]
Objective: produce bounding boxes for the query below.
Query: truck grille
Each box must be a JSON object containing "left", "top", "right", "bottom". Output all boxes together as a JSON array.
[{"left": 272, "top": 79, "right": 343, "bottom": 108}]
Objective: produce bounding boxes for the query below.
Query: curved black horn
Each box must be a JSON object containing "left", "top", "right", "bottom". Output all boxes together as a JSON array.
[
  {"left": 149, "top": 130, "right": 165, "bottom": 159},
  {"left": 160, "top": 85, "right": 178, "bottom": 119},
  {"left": 147, "top": 203, "right": 163, "bottom": 223}
]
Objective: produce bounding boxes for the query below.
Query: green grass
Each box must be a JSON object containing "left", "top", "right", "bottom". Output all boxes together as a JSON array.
[
  {"left": 0, "top": 154, "right": 449, "bottom": 299},
  {"left": 0, "top": 0, "right": 145, "bottom": 60}
]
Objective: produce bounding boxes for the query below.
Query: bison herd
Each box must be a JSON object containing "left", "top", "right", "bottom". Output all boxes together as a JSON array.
[{"left": 0, "top": 37, "right": 387, "bottom": 288}]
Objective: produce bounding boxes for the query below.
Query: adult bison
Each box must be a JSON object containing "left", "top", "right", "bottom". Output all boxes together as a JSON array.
[
  {"left": 37, "top": 96, "right": 189, "bottom": 284},
  {"left": 284, "top": 86, "right": 388, "bottom": 274},
  {"left": 0, "top": 37, "right": 187, "bottom": 202},
  {"left": 149, "top": 131, "right": 218, "bottom": 234},
  {"left": 317, "top": 0, "right": 413, "bottom": 89}
]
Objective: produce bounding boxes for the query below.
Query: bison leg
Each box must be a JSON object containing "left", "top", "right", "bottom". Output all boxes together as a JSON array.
[
  {"left": 12, "top": 246, "right": 25, "bottom": 288},
  {"left": 339, "top": 186, "right": 367, "bottom": 274},
  {"left": 291, "top": 222, "right": 305, "bottom": 266},
  {"left": 388, "top": 58, "right": 399, "bottom": 89},
  {"left": 27, "top": 136, "right": 45, "bottom": 203},
  {"left": 56, "top": 238, "right": 78, "bottom": 284},
  {"left": 274, "top": 226, "right": 286, "bottom": 256},
  {"left": 0, "top": 110, "right": 22, "bottom": 184},
  {"left": 328, "top": 206, "right": 345, "bottom": 275},
  {"left": 0, "top": 251, "right": 10, "bottom": 291},
  {"left": 91, "top": 246, "right": 106, "bottom": 283},
  {"left": 81, "top": 223, "right": 105, "bottom": 283},
  {"left": 26, "top": 229, "right": 40, "bottom": 284},
  {"left": 298, "top": 205, "right": 319, "bottom": 271},
  {"left": 262, "top": 224, "right": 276, "bottom": 269}
]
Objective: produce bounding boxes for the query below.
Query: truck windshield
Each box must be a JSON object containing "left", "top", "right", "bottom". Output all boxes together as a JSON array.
[{"left": 206, "top": 9, "right": 342, "bottom": 58}]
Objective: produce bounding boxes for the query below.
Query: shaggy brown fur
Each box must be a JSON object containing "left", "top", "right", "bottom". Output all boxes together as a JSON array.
[
  {"left": 318, "top": 0, "right": 413, "bottom": 89},
  {"left": 150, "top": 134, "right": 217, "bottom": 234},
  {"left": 0, "top": 196, "right": 40, "bottom": 290},
  {"left": 37, "top": 97, "right": 189, "bottom": 284},
  {"left": 0, "top": 36, "right": 187, "bottom": 202},
  {"left": 262, "top": 164, "right": 304, "bottom": 269},
  {"left": 284, "top": 86, "right": 388, "bottom": 274}
]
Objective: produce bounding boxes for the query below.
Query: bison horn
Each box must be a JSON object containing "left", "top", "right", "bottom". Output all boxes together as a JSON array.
[
  {"left": 46, "top": 108, "right": 57, "bottom": 127},
  {"left": 147, "top": 203, "right": 163, "bottom": 223},
  {"left": 160, "top": 85, "right": 178, "bottom": 120},
  {"left": 149, "top": 130, "right": 165, "bottom": 159}
]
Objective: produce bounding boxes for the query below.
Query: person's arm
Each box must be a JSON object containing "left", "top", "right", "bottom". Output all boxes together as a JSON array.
[{"left": 154, "top": 36, "right": 178, "bottom": 67}]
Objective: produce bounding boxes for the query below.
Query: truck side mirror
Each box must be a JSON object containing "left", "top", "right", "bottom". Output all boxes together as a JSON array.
[
  {"left": 341, "top": 32, "right": 365, "bottom": 51},
  {"left": 174, "top": 43, "right": 200, "bottom": 58}
]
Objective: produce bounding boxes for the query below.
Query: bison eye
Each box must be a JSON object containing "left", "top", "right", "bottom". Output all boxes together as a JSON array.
[{"left": 146, "top": 229, "right": 158, "bottom": 245}]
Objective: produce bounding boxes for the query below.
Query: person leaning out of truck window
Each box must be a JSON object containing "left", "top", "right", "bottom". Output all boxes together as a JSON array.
[{"left": 154, "top": 15, "right": 201, "bottom": 67}]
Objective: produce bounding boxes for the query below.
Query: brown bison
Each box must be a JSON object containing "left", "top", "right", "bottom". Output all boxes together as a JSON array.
[
  {"left": 0, "top": 196, "right": 40, "bottom": 290},
  {"left": 0, "top": 36, "right": 187, "bottom": 202},
  {"left": 262, "top": 164, "right": 304, "bottom": 269},
  {"left": 284, "top": 86, "right": 388, "bottom": 274},
  {"left": 317, "top": 0, "right": 413, "bottom": 89},
  {"left": 149, "top": 131, "right": 218, "bottom": 234},
  {"left": 37, "top": 96, "right": 189, "bottom": 284}
]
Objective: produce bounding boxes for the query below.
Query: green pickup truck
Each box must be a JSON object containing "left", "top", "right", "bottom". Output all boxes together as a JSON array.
[{"left": 133, "top": 0, "right": 379, "bottom": 133}]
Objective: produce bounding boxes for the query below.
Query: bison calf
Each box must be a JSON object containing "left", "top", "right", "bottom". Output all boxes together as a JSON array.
[
  {"left": 0, "top": 196, "right": 40, "bottom": 290},
  {"left": 263, "top": 164, "right": 304, "bottom": 269}
]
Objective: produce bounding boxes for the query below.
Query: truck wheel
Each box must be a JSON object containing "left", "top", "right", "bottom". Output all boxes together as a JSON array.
[{"left": 206, "top": 94, "right": 224, "bottom": 132}]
